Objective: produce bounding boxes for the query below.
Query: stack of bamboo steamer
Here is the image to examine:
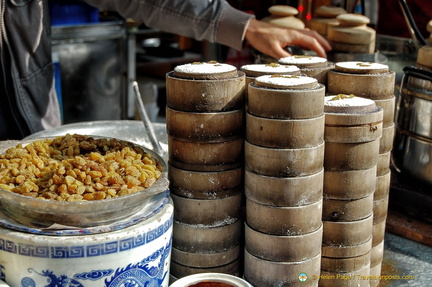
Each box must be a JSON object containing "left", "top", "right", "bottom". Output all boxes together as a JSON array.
[
  {"left": 278, "top": 55, "right": 335, "bottom": 85},
  {"left": 321, "top": 94, "right": 383, "bottom": 287},
  {"left": 327, "top": 13, "right": 376, "bottom": 54},
  {"left": 240, "top": 63, "right": 301, "bottom": 97},
  {"left": 327, "top": 62, "right": 396, "bottom": 287},
  {"left": 308, "top": 5, "right": 347, "bottom": 38},
  {"left": 165, "top": 61, "right": 246, "bottom": 280},
  {"left": 243, "top": 74, "right": 325, "bottom": 286}
]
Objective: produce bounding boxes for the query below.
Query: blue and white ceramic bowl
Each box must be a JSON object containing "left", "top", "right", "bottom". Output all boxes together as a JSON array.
[{"left": 0, "top": 194, "right": 174, "bottom": 287}]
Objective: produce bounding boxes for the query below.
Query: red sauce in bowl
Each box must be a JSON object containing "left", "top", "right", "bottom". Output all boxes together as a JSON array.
[{"left": 189, "top": 282, "right": 235, "bottom": 287}]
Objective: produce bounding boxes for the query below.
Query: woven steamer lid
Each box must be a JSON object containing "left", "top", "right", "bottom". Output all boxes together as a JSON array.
[
  {"left": 336, "top": 13, "right": 370, "bottom": 27},
  {"left": 324, "top": 94, "right": 376, "bottom": 114},
  {"left": 268, "top": 5, "right": 298, "bottom": 16},
  {"left": 335, "top": 61, "right": 388, "bottom": 74},
  {"left": 255, "top": 74, "right": 318, "bottom": 89},
  {"left": 173, "top": 61, "right": 238, "bottom": 80},
  {"left": 315, "top": 5, "right": 347, "bottom": 18},
  {"left": 240, "top": 63, "right": 300, "bottom": 77},
  {"left": 278, "top": 55, "right": 328, "bottom": 68}
]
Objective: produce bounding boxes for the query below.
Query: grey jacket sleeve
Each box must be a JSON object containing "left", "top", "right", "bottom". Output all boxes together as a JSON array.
[{"left": 84, "top": 0, "right": 254, "bottom": 50}]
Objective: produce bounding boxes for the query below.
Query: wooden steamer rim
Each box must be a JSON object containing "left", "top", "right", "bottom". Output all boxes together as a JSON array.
[
  {"left": 240, "top": 63, "right": 301, "bottom": 78},
  {"left": 322, "top": 193, "right": 373, "bottom": 222},
  {"left": 375, "top": 169, "right": 391, "bottom": 200},
  {"left": 170, "top": 257, "right": 240, "bottom": 278},
  {"left": 370, "top": 240, "right": 384, "bottom": 266},
  {"left": 319, "top": 263, "right": 371, "bottom": 287},
  {"left": 245, "top": 223, "right": 323, "bottom": 262},
  {"left": 324, "top": 95, "right": 383, "bottom": 143},
  {"left": 246, "top": 196, "right": 322, "bottom": 236},
  {"left": 278, "top": 55, "right": 328, "bottom": 69},
  {"left": 172, "top": 218, "right": 242, "bottom": 253},
  {"left": 246, "top": 113, "right": 324, "bottom": 149},
  {"left": 373, "top": 194, "right": 389, "bottom": 220},
  {"left": 324, "top": 140, "right": 379, "bottom": 171},
  {"left": 171, "top": 245, "right": 240, "bottom": 268},
  {"left": 166, "top": 71, "right": 245, "bottom": 112},
  {"left": 247, "top": 82, "right": 325, "bottom": 119},
  {"left": 245, "top": 140, "right": 325, "bottom": 177},
  {"left": 327, "top": 70, "right": 396, "bottom": 100},
  {"left": 170, "top": 192, "right": 243, "bottom": 225},
  {"left": 372, "top": 215, "right": 387, "bottom": 246},
  {"left": 324, "top": 166, "right": 377, "bottom": 199},
  {"left": 168, "top": 164, "right": 243, "bottom": 194},
  {"left": 165, "top": 107, "right": 244, "bottom": 140},
  {"left": 244, "top": 250, "right": 321, "bottom": 287},
  {"left": 167, "top": 135, "right": 243, "bottom": 172},
  {"left": 245, "top": 168, "right": 323, "bottom": 207},
  {"left": 322, "top": 215, "right": 373, "bottom": 247},
  {"left": 321, "top": 251, "right": 371, "bottom": 272},
  {"left": 173, "top": 61, "right": 238, "bottom": 80},
  {"left": 322, "top": 237, "right": 372, "bottom": 258}
]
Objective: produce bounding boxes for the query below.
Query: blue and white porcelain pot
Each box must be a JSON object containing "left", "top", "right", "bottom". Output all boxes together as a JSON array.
[{"left": 0, "top": 192, "right": 173, "bottom": 287}]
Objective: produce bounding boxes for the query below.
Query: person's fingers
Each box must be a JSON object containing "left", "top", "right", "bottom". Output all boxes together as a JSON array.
[
  {"left": 288, "top": 30, "right": 330, "bottom": 58},
  {"left": 300, "top": 29, "right": 332, "bottom": 51}
]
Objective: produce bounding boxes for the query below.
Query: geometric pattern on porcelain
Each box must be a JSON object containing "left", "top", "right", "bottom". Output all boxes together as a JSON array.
[{"left": 0, "top": 199, "right": 173, "bottom": 287}]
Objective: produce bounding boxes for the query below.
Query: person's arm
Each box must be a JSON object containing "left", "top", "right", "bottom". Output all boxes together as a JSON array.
[
  {"left": 84, "top": 0, "right": 252, "bottom": 51},
  {"left": 84, "top": 0, "right": 330, "bottom": 57},
  {"left": 244, "top": 18, "right": 332, "bottom": 59}
]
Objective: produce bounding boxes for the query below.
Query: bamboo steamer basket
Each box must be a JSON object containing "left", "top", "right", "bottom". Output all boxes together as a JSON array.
[
  {"left": 278, "top": 56, "right": 333, "bottom": 85},
  {"left": 244, "top": 250, "right": 321, "bottom": 287},
  {"left": 370, "top": 240, "right": 384, "bottom": 266},
  {"left": 323, "top": 166, "right": 376, "bottom": 199},
  {"left": 324, "top": 97, "right": 383, "bottom": 144},
  {"left": 240, "top": 63, "right": 301, "bottom": 97},
  {"left": 373, "top": 194, "right": 389, "bottom": 219},
  {"left": 319, "top": 263, "right": 370, "bottom": 287},
  {"left": 369, "top": 262, "right": 382, "bottom": 287},
  {"left": 168, "top": 135, "right": 243, "bottom": 172},
  {"left": 245, "top": 223, "right": 322, "bottom": 262},
  {"left": 245, "top": 168, "right": 323, "bottom": 207},
  {"left": 246, "top": 196, "right": 322, "bottom": 236},
  {"left": 377, "top": 151, "right": 391, "bottom": 176},
  {"left": 324, "top": 140, "right": 379, "bottom": 171},
  {"left": 245, "top": 140, "right": 325, "bottom": 177},
  {"left": 246, "top": 113, "right": 324, "bottom": 148},
  {"left": 170, "top": 257, "right": 240, "bottom": 278},
  {"left": 172, "top": 219, "right": 242, "bottom": 253},
  {"left": 372, "top": 215, "right": 387, "bottom": 246},
  {"left": 327, "top": 62, "right": 396, "bottom": 100},
  {"left": 247, "top": 82, "right": 325, "bottom": 119},
  {"left": 322, "top": 193, "right": 373, "bottom": 222},
  {"left": 166, "top": 71, "right": 245, "bottom": 112},
  {"left": 375, "top": 169, "right": 391, "bottom": 200},
  {"left": 324, "top": 116, "right": 383, "bottom": 143},
  {"left": 379, "top": 122, "right": 395, "bottom": 154},
  {"left": 322, "top": 215, "right": 373, "bottom": 251},
  {"left": 375, "top": 96, "right": 396, "bottom": 127},
  {"left": 299, "top": 62, "right": 335, "bottom": 85},
  {"left": 321, "top": 251, "right": 370, "bottom": 272},
  {"left": 165, "top": 107, "right": 244, "bottom": 140},
  {"left": 168, "top": 164, "right": 243, "bottom": 197},
  {"left": 329, "top": 40, "right": 375, "bottom": 54},
  {"left": 322, "top": 237, "right": 372, "bottom": 258},
  {"left": 170, "top": 192, "right": 243, "bottom": 225},
  {"left": 171, "top": 245, "right": 240, "bottom": 268}
]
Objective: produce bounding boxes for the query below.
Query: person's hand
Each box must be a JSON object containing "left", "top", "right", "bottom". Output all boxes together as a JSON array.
[{"left": 245, "top": 18, "right": 332, "bottom": 59}]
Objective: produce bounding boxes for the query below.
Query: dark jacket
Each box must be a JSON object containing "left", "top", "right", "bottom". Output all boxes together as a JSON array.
[{"left": 0, "top": 0, "right": 253, "bottom": 140}]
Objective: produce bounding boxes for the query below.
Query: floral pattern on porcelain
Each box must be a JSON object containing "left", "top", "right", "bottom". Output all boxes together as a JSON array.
[{"left": 0, "top": 196, "right": 173, "bottom": 287}]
